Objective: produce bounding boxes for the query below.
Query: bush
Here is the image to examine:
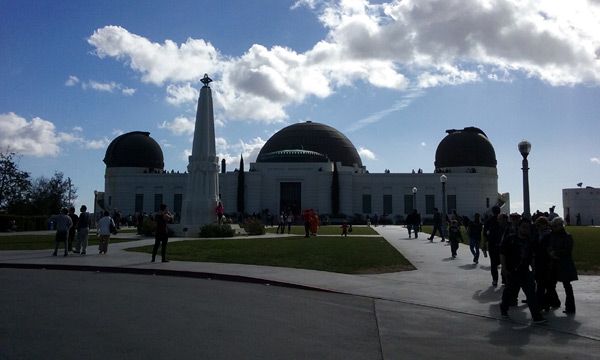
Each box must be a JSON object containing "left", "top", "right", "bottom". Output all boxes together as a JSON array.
[
  {"left": 243, "top": 218, "right": 265, "bottom": 235},
  {"left": 200, "top": 223, "right": 235, "bottom": 238},
  {"left": 0, "top": 214, "right": 50, "bottom": 232}
]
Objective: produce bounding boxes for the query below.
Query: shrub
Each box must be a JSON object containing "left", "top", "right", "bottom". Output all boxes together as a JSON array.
[
  {"left": 0, "top": 214, "right": 50, "bottom": 232},
  {"left": 140, "top": 217, "right": 156, "bottom": 236},
  {"left": 243, "top": 218, "right": 265, "bottom": 235},
  {"left": 200, "top": 223, "right": 235, "bottom": 238}
]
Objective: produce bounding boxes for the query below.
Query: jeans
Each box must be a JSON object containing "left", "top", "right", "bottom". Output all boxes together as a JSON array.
[
  {"left": 98, "top": 235, "right": 110, "bottom": 253},
  {"left": 429, "top": 223, "right": 445, "bottom": 240},
  {"left": 54, "top": 230, "right": 68, "bottom": 255},
  {"left": 469, "top": 236, "right": 480, "bottom": 262},
  {"left": 152, "top": 234, "right": 168, "bottom": 261},
  {"left": 501, "top": 270, "right": 542, "bottom": 319},
  {"left": 75, "top": 228, "right": 89, "bottom": 253},
  {"left": 408, "top": 224, "right": 419, "bottom": 238},
  {"left": 562, "top": 281, "right": 575, "bottom": 312}
]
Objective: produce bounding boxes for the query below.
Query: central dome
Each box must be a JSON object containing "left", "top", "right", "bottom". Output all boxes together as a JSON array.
[{"left": 257, "top": 121, "right": 363, "bottom": 167}]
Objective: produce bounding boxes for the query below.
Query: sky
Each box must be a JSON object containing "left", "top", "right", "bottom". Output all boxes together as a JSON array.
[{"left": 1, "top": 0, "right": 600, "bottom": 216}]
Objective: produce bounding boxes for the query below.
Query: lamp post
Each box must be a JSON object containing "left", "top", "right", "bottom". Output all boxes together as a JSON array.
[
  {"left": 440, "top": 174, "right": 447, "bottom": 233},
  {"left": 518, "top": 140, "right": 532, "bottom": 218},
  {"left": 412, "top": 187, "right": 417, "bottom": 212}
]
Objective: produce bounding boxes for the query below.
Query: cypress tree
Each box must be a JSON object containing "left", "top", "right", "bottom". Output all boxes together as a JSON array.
[
  {"left": 331, "top": 162, "right": 340, "bottom": 215},
  {"left": 236, "top": 155, "right": 245, "bottom": 213}
]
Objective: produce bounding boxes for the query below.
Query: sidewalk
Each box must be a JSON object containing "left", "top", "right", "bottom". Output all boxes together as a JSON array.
[{"left": 1, "top": 225, "right": 599, "bottom": 341}]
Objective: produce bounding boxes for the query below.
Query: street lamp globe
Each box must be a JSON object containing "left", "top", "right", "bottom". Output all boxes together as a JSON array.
[
  {"left": 518, "top": 140, "right": 531, "bottom": 159},
  {"left": 440, "top": 174, "right": 447, "bottom": 183},
  {"left": 412, "top": 187, "right": 418, "bottom": 194}
]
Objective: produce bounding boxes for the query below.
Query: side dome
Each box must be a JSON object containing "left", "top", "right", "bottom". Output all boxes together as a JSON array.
[
  {"left": 435, "top": 127, "right": 497, "bottom": 168},
  {"left": 103, "top": 131, "right": 164, "bottom": 169},
  {"left": 257, "top": 121, "right": 363, "bottom": 167}
]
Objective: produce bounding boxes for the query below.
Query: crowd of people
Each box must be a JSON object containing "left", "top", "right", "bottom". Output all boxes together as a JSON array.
[{"left": 425, "top": 205, "right": 579, "bottom": 324}]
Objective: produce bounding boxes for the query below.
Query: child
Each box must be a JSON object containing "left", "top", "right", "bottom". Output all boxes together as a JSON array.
[{"left": 449, "top": 219, "right": 463, "bottom": 259}]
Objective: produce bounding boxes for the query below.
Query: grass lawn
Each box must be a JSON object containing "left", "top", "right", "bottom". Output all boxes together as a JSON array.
[
  {"left": 127, "top": 235, "right": 414, "bottom": 274},
  {"left": 421, "top": 225, "right": 600, "bottom": 275},
  {"left": 0, "top": 234, "right": 133, "bottom": 250},
  {"left": 265, "top": 225, "right": 379, "bottom": 236}
]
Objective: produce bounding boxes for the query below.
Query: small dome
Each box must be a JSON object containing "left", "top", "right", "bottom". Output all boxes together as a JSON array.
[
  {"left": 435, "top": 127, "right": 497, "bottom": 168},
  {"left": 104, "top": 131, "right": 164, "bottom": 169},
  {"left": 257, "top": 121, "right": 362, "bottom": 167}
]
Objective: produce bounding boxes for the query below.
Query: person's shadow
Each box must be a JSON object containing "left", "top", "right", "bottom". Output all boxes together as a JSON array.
[{"left": 473, "top": 286, "right": 502, "bottom": 304}]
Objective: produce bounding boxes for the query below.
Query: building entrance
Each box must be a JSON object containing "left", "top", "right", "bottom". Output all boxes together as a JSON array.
[{"left": 280, "top": 182, "right": 301, "bottom": 216}]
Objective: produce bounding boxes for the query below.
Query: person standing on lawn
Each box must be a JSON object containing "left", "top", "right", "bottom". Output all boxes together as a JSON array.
[
  {"left": 152, "top": 204, "right": 173, "bottom": 263},
  {"left": 49, "top": 208, "right": 73, "bottom": 257}
]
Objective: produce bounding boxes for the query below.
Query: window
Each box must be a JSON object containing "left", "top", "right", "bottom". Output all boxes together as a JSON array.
[
  {"left": 486, "top": 197, "right": 490, "bottom": 208},
  {"left": 404, "top": 194, "right": 413, "bottom": 214},
  {"left": 135, "top": 194, "right": 144, "bottom": 213},
  {"left": 383, "top": 194, "right": 393, "bottom": 214},
  {"left": 154, "top": 194, "right": 163, "bottom": 212},
  {"left": 425, "top": 195, "right": 435, "bottom": 215},
  {"left": 362, "top": 194, "right": 372, "bottom": 214},
  {"left": 173, "top": 194, "right": 183, "bottom": 216},
  {"left": 447, "top": 195, "right": 457, "bottom": 214}
]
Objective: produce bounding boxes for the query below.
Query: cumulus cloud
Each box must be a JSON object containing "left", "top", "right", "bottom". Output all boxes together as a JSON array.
[
  {"left": 0, "top": 112, "right": 112, "bottom": 156},
  {"left": 159, "top": 116, "right": 195, "bottom": 136},
  {"left": 88, "top": 1, "right": 600, "bottom": 122},
  {"left": 122, "top": 87, "right": 136, "bottom": 96},
  {"left": 591, "top": 157, "right": 600, "bottom": 165},
  {"left": 215, "top": 136, "right": 267, "bottom": 166},
  {"left": 358, "top": 146, "right": 377, "bottom": 160},
  {"left": 166, "top": 83, "right": 198, "bottom": 105},
  {"left": 81, "top": 80, "right": 136, "bottom": 96}
]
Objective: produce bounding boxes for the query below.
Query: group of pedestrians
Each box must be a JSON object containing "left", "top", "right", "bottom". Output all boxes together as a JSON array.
[
  {"left": 49, "top": 206, "right": 92, "bottom": 256},
  {"left": 428, "top": 205, "right": 578, "bottom": 324}
]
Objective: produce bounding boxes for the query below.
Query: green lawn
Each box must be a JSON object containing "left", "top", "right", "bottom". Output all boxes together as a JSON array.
[
  {"left": 265, "top": 225, "right": 379, "bottom": 236},
  {"left": 421, "top": 225, "right": 600, "bottom": 274},
  {"left": 127, "top": 235, "right": 414, "bottom": 274},
  {"left": 0, "top": 234, "right": 133, "bottom": 250}
]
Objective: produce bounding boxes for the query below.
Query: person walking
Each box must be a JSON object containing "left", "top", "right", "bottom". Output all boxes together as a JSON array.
[
  {"left": 406, "top": 209, "right": 421, "bottom": 239},
  {"left": 448, "top": 219, "right": 462, "bottom": 259},
  {"left": 215, "top": 201, "right": 225, "bottom": 225},
  {"left": 428, "top": 208, "right": 445, "bottom": 242},
  {"left": 468, "top": 213, "right": 483, "bottom": 264},
  {"left": 549, "top": 217, "right": 578, "bottom": 314},
  {"left": 484, "top": 206, "right": 504, "bottom": 287},
  {"left": 96, "top": 211, "right": 115, "bottom": 255},
  {"left": 532, "top": 216, "right": 559, "bottom": 311},
  {"left": 276, "top": 212, "right": 285, "bottom": 234},
  {"left": 499, "top": 218, "right": 546, "bottom": 324},
  {"left": 152, "top": 204, "right": 173, "bottom": 263},
  {"left": 49, "top": 208, "right": 73, "bottom": 257},
  {"left": 67, "top": 207, "right": 78, "bottom": 253},
  {"left": 74, "top": 205, "right": 90, "bottom": 255}
]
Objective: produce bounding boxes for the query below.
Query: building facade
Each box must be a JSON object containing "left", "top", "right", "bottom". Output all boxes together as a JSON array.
[{"left": 563, "top": 187, "right": 600, "bottom": 225}]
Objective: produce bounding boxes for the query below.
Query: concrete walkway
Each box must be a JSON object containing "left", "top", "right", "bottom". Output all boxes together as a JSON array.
[{"left": 1, "top": 226, "right": 599, "bottom": 341}]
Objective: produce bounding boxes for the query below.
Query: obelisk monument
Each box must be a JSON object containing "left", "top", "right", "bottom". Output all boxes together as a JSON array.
[{"left": 178, "top": 74, "right": 219, "bottom": 235}]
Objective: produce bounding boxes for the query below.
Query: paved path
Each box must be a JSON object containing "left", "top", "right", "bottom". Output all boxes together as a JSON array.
[{"left": 1, "top": 226, "right": 599, "bottom": 342}]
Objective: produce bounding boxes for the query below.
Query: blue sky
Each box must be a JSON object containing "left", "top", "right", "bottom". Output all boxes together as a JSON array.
[{"left": 1, "top": 0, "right": 600, "bottom": 216}]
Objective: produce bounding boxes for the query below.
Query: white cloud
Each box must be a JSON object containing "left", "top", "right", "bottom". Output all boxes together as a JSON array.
[
  {"left": 0, "top": 112, "right": 114, "bottom": 156},
  {"left": 159, "top": 116, "right": 195, "bottom": 136},
  {"left": 216, "top": 136, "right": 267, "bottom": 166},
  {"left": 591, "top": 157, "right": 600, "bottom": 165},
  {"left": 88, "top": 1, "right": 600, "bottom": 122},
  {"left": 65, "top": 75, "right": 80, "bottom": 86},
  {"left": 0, "top": 112, "right": 62, "bottom": 156},
  {"left": 166, "top": 83, "right": 198, "bottom": 105},
  {"left": 84, "top": 80, "right": 119, "bottom": 92},
  {"left": 121, "top": 87, "right": 136, "bottom": 96},
  {"left": 420, "top": 142, "right": 426, "bottom": 147},
  {"left": 358, "top": 146, "right": 377, "bottom": 160}
]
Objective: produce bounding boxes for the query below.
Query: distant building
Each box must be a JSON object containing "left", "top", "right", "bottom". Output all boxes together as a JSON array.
[
  {"left": 96, "top": 81, "right": 509, "bottom": 224},
  {"left": 563, "top": 187, "right": 600, "bottom": 225}
]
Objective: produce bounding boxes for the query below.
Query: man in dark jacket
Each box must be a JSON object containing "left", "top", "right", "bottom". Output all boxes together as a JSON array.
[
  {"left": 428, "top": 208, "right": 445, "bottom": 242},
  {"left": 152, "top": 204, "right": 173, "bottom": 263},
  {"left": 549, "top": 217, "right": 578, "bottom": 314},
  {"left": 406, "top": 209, "right": 421, "bottom": 239},
  {"left": 483, "top": 206, "right": 504, "bottom": 287},
  {"left": 500, "top": 218, "right": 546, "bottom": 323}
]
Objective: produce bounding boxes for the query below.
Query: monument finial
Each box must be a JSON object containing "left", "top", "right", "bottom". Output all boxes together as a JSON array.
[{"left": 201, "top": 74, "right": 213, "bottom": 87}]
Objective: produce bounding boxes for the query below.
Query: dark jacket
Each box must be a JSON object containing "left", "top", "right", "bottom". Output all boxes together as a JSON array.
[
  {"left": 501, "top": 233, "right": 533, "bottom": 275},
  {"left": 549, "top": 229, "right": 578, "bottom": 282},
  {"left": 532, "top": 228, "right": 552, "bottom": 281}
]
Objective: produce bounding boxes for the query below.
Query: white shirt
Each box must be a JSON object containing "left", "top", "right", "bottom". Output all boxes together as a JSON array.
[{"left": 97, "top": 216, "right": 115, "bottom": 236}]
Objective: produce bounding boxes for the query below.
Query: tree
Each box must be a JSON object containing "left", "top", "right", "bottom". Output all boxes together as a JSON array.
[
  {"left": 331, "top": 162, "right": 340, "bottom": 215},
  {"left": 27, "top": 172, "right": 77, "bottom": 215},
  {"left": 0, "top": 152, "right": 31, "bottom": 211},
  {"left": 236, "top": 154, "right": 245, "bottom": 214}
]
